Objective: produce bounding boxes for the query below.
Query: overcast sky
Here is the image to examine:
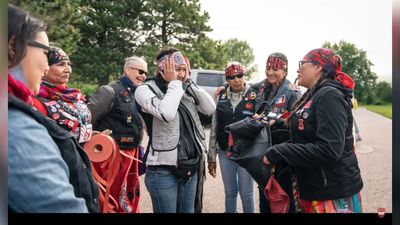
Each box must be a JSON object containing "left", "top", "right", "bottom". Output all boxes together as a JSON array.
[{"left": 200, "top": 0, "right": 392, "bottom": 83}]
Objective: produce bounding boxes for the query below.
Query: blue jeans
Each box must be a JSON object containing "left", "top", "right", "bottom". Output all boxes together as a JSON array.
[
  {"left": 218, "top": 150, "right": 255, "bottom": 213},
  {"left": 145, "top": 166, "right": 198, "bottom": 213}
]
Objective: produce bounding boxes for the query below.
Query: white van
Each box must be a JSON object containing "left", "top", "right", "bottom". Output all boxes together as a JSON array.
[
  {"left": 190, "top": 69, "right": 226, "bottom": 97},
  {"left": 189, "top": 69, "right": 225, "bottom": 125}
]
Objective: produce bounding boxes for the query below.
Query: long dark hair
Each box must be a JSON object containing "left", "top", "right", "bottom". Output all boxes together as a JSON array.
[{"left": 8, "top": 4, "right": 47, "bottom": 67}]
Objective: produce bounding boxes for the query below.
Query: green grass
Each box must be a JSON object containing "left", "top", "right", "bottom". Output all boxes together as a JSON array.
[{"left": 365, "top": 103, "right": 392, "bottom": 119}]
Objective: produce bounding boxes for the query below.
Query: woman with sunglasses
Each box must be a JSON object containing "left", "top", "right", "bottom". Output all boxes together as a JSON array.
[
  {"left": 87, "top": 56, "right": 148, "bottom": 213},
  {"left": 8, "top": 4, "right": 98, "bottom": 212},
  {"left": 32, "top": 47, "right": 93, "bottom": 144},
  {"left": 263, "top": 48, "right": 363, "bottom": 213},
  {"left": 208, "top": 62, "right": 256, "bottom": 213}
]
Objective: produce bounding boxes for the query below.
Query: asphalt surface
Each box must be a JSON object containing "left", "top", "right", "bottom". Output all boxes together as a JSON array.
[{"left": 138, "top": 107, "right": 392, "bottom": 213}]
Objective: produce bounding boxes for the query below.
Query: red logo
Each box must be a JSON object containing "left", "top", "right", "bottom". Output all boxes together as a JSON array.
[
  {"left": 377, "top": 207, "right": 385, "bottom": 218},
  {"left": 245, "top": 102, "right": 253, "bottom": 109},
  {"left": 52, "top": 113, "right": 60, "bottom": 120}
]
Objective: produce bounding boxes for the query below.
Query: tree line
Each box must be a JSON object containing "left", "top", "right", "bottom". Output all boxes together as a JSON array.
[
  {"left": 11, "top": 0, "right": 390, "bottom": 104},
  {"left": 11, "top": 0, "right": 255, "bottom": 86}
]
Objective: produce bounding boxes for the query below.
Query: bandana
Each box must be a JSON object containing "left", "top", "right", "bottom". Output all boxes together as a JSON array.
[
  {"left": 266, "top": 55, "right": 288, "bottom": 71},
  {"left": 302, "top": 48, "right": 355, "bottom": 90},
  {"left": 156, "top": 51, "right": 187, "bottom": 72},
  {"left": 38, "top": 81, "right": 86, "bottom": 103},
  {"left": 225, "top": 63, "right": 244, "bottom": 76},
  {"left": 48, "top": 47, "right": 69, "bottom": 66}
]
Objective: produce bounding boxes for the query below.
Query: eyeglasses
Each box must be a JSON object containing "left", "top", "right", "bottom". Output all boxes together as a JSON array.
[
  {"left": 27, "top": 40, "right": 54, "bottom": 57},
  {"left": 226, "top": 73, "right": 244, "bottom": 80},
  {"left": 298, "top": 60, "right": 313, "bottom": 69},
  {"left": 129, "top": 67, "right": 147, "bottom": 75}
]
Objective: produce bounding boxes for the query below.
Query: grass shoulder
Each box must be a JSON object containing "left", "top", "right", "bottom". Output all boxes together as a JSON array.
[{"left": 361, "top": 103, "right": 392, "bottom": 119}]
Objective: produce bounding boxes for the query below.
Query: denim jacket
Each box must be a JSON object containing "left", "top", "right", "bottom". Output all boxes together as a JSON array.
[{"left": 8, "top": 96, "right": 89, "bottom": 213}]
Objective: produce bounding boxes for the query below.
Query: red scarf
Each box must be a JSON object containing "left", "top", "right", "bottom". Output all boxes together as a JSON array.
[
  {"left": 8, "top": 74, "right": 34, "bottom": 105},
  {"left": 38, "top": 81, "right": 86, "bottom": 103}
]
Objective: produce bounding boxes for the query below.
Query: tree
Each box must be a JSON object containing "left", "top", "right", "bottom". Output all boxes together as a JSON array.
[
  {"left": 10, "top": 0, "right": 82, "bottom": 54},
  {"left": 179, "top": 36, "right": 228, "bottom": 71},
  {"left": 140, "top": 0, "right": 211, "bottom": 46},
  {"left": 374, "top": 81, "right": 392, "bottom": 103},
  {"left": 70, "top": 0, "right": 144, "bottom": 86},
  {"left": 221, "top": 38, "right": 256, "bottom": 79},
  {"left": 135, "top": 0, "right": 213, "bottom": 76},
  {"left": 322, "top": 41, "right": 378, "bottom": 103}
]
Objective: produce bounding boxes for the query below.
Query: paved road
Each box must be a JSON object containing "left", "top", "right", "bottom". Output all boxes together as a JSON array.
[
  {"left": 138, "top": 107, "right": 392, "bottom": 213},
  {"left": 353, "top": 107, "right": 392, "bottom": 213}
]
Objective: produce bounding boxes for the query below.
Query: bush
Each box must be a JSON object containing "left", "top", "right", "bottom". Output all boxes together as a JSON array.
[
  {"left": 366, "top": 93, "right": 376, "bottom": 105},
  {"left": 69, "top": 82, "right": 99, "bottom": 97}
]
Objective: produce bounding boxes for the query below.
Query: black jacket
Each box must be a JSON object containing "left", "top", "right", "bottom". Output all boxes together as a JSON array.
[
  {"left": 266, "top": 79, "right": 363, "bottom": 200},
  {"left": 9, "top": 95, "right": 100, "bottom": 212}
]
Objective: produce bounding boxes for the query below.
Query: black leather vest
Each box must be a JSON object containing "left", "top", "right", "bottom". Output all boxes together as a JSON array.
[
  {"left": 216, "top": 89, "right": 256, "bottom": 150},
  {"left": 94, "top": 80, "right": 143, "bottom": 150}
]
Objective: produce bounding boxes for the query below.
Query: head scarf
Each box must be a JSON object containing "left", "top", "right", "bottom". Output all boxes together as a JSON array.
[
  {"left": 302, "top": 48, "right": 355, "bottom": 89},
  {"left": 156, "top": 51, "right": 187, "bottom": 72},
  {"left": 38, "top": 81, "right": 85, "bottom": 103},
  {"left": 225, "top": 63, "right": 245, "bottom": 76},
  {"left": 266, "top": 52, "right": 288, "bottom": 71},
  {"left": 48, "top": 47, "right": 69, "bottom": 66}
]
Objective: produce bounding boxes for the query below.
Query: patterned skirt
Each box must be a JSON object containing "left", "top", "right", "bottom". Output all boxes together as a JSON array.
[{"left": 298, "top": 192, "right": 363, "bottom": 213}]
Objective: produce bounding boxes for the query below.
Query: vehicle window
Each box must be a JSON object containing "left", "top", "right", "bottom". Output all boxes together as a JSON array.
[{"left": 197, "top": 73, "right": 225, "bottom": 87}]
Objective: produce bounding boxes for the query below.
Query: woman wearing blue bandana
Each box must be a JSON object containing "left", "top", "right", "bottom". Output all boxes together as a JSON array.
[{"left": 135, "top": 47, "right": 216, "bottom": 213}]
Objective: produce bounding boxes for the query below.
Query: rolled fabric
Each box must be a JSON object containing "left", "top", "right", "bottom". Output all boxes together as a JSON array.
[{"left": 84, "top": 134, "right": 118, "bottom": 162}]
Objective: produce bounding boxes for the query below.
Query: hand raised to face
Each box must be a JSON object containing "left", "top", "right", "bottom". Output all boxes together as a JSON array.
[{"left": 159, "top": 57, "right": 177, "bottom": 82}]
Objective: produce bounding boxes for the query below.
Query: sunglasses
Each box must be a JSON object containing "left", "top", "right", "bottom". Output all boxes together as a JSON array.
[
  {"left": 27, "top": 40, "right": 55, "bottom": 58},
  {"left": 226, "top": 73, "right": 244, "bottom": 80},
  {"left": 129, "top": 67, "right": 147, "bottom": 75}
]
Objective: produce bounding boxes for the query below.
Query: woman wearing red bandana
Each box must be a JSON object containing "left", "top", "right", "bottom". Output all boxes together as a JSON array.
[
  {"left": 263, "top": 48, "right": 363, "bottom": 213},
  {"left": 208, "top": 62, "right": 256, "bottom": 213},
  {"left": 32, "top": 47, "right": 93, "bottom": 144},
  {"left": 249, "top": 53, "right": 302, "bottom": 213},
  {"left": 8, "top": 4, "right": 98, "bottom": 212}
]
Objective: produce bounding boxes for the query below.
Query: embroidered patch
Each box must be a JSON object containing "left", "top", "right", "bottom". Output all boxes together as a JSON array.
[
  {"left": 50, "top": 106, "right": 57, "bottom": 113},
  {"left": 52, "top": 113, "right": 60, "bottom": 120},
  {"left": 274, "top": 95, "right": 286, "bottom": 107},
  {"left": 302, "top": 111, "right": 309, "bottom": 119},
  {"left": 220, "top": 93, "right": 227, "bottom": 99},
  {"left": 120, "top": 91, "right": 129, "bottom": 97},
  {"left": 248, "top": 92, "right": 257, "bottom": 100},
  {"left": 79, "top": 124, "right": 92, "bottom": 143},
  {"left": 45, "top": 100, "right": 57, "bottom": 106},
  {"left": 303, "top": 100, "right": 312, "bottom": 109},
  {"left": 245, "top": 102, "right": 253, "bottom": 110}
]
